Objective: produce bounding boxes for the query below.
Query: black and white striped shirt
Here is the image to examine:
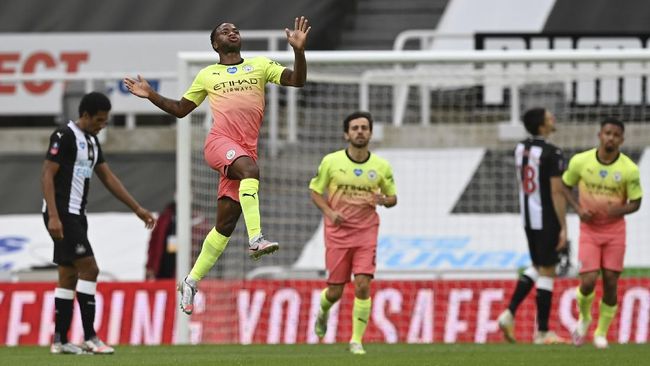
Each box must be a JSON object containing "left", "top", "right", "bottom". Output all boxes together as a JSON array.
[
  {"left": 514, "top": 137, "right": 564, "bottom": 231},
  {"left": 42, "top": 121, "right": 104, "bottom": 215}
]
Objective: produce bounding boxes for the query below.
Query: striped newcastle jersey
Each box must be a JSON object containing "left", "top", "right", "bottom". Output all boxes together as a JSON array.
[
  {"left": 514, "top": 137, "right": 564, "bottom": 230},
  {"left": 43, "top": 121, "right": 105, "bottom": 215}
]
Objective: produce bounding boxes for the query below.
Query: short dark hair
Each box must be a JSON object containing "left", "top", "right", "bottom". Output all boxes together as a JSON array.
[
  {"left": 210, "top": 23, "right": 220, "bottom": 52},
  {"left": 343, "top": 111, "right": 373, "bottom": 133},
  {"left": 601, "top": 117, "right": 625, "bottom": 132},
  {"left": 78, "top": 92, "right": 111, "bottom": 118},
  {"left": 522, "top": 108, "right": 546, "bottom": 135}
]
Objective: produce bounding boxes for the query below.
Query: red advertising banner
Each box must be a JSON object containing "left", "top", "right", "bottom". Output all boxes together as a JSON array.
[
  {"left": 194, "top": 278, "right": 650, "bottom": 344},
  {"left": 1, "top": 278, "right": 648, "bottom": 345},
  {"left": 0, "top": 281, "right": 177, "bottom": 346}
]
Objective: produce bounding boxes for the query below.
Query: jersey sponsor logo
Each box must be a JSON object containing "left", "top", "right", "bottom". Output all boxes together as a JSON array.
[
  {"left": 212, "top": 78, "right": 259, "bottom": 92},
  {"left": 74, "top": 160, "right": 93, "bottom": 178},
  {"left": 614, "top": 172, "right": 622, "bottom": 182},
  {"left": 600, "top": 169, "right": 608, "bottom": 178},
  {"left": 75, "top": 243, "right": 86, "bottom": 255},
  {"left": 49, "top": 142, "right": 59, "bottom": 155},
  {"left": 368, "top": 170, "right": 377, "bottom": 180},
  {"left": 354, "top": 169, "right": 363, "bottom": 176},
  {"left": 227, "top": 66, "right": 237, "bottom": 74},
  {"left": 78, "top": 141, "right": 86, "bottom": 150},
  {"left": 243, "top": 65, "right": 254, "bottom": 72},
  {"left": 226, "top": 149, "right": 236, "bottom": 160}
]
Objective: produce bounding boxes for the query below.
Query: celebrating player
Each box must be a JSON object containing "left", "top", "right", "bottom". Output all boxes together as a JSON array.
[
  {"left": 42, "top": 92, "right": 156, "bottom": 354},
  {"left": 563, "top": 118, "right": 642, "bottom": 348},
  {"left": 310, "top": 111, "right": 397, "bottom": 355},
  {"left": 124, "top": 17, "right": 311, "bottom": 314},
  {"left": 498, "top": 108, "right": 567, "bottom": 344}
]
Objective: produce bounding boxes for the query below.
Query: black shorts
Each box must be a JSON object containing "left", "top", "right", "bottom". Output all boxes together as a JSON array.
[
  {"left": 43, "top": 212, "right": 94, "bottom": 266},
  {"left": 525, "top": 228, "right": 560, "bottom": 267}
]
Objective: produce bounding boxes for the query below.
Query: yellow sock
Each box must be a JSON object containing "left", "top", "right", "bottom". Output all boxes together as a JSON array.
[
  {"left": 576, "top": 287, "right": 595, "bottom": 322},
  {"left": 351, "top": 297, "right": 371, "bottom": 344},
  {"left": 239, "top": 178, "right": 261, "bottom": 241},
  {"left": 320, "top": 288, "right": 335, "bottom": 313},
  {"left": 594, "top": 301, "right": 617, "bottom": 337},
  {"left": 188, "top": 228, "right": 229, "bottom": 281}
]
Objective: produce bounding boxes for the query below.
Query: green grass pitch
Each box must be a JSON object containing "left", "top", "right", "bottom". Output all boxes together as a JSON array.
[{"left": 1, "top": 343, "right": 648, "bottom": 366}]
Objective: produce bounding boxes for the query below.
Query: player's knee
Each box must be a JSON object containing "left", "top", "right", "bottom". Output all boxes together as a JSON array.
[
  {"left": 82, "top": 266, "right": 99, "bottom": 280},
  {"left": 215, "top": 220, "right": 237, "bottom": 236},
  {"left": 58, "top": 271, "right": 78, "bottom": 288},
  {"left": 580, "top": 280, "right": 596, "bottom": 294},
  {"left": 241, "top": 164, "right": 259, "bottom": 179},
  {"left": 354, "top": 283, "right": 370, "bottom": 298},
  {"left": 327, "top": 286, "right": 344, "bottom": 301}
]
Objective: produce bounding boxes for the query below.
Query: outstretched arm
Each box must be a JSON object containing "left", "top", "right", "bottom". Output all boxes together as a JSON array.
[
  {"left": 94, "top": 162, "right": 156, "bottom": 229},
  {"left": 123, "top": 75, "right": 197, "bottom": 118},
  {"left": 280, "top": 16, "right": 311, "bottom": 87}
]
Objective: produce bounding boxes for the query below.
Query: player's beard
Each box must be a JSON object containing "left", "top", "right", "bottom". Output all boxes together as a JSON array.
[
  {"left": 220, "top": 41, "right": 241, "bottom": 54},
  {"left": 351, "top": 138, "right": 369, "bottom": 148}
]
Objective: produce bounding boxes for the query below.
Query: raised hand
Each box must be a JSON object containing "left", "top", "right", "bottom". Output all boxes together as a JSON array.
[
  {"left": 285, "top": 16, "right": 311, "bottom": 52},
  {"left": 123, "top": 75, "right": 153, "bottom": 98}
]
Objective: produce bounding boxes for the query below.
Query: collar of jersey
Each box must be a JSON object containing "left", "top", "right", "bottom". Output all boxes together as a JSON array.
[
  {"left": 595, "top": 148, "right": 620, "bottom": 166},
  {"left": 345, "top": 149, "right": 371, "bottom": 164}
]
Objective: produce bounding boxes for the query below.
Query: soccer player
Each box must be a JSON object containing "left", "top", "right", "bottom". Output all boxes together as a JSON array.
[
  {"left": 497, "top": 108, "right": 567, "bottom": 344},
  {"left": 563, "top": 118, "right": 642, "bottom": 349},
  {"left": 310, "top": 111, "right": 397, "bottom": 355},
  {"left": 42, "top": 92, "right": 156, "bottom": 354},
  {"left": 123, "top": 16, "right": 311, "bottom": 314}
]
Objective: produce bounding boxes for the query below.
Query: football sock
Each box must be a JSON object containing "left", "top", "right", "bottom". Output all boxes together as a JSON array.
[
  {"left": 319, "top": 288, "right": 335, "bottom": 314},
  {"left": 535, "top": 276, "right": 554, "bottom": 332},
  {"left": 350, "top": 297, "right": 372, "bottom": 344},
  {"left": 188, "top": 228, "right": 230, "bottom": 281},
  {"left": 54, "top": 288, "right": 75, "bottom": 344},
  {"left": 594, "top": 301, "right": 618, "bottom": 337},
  {"left": 508, "top": 267, "right": 538, "bottom": 315},
  {"left": 76, "top": 280, "right": 97, "bottom": 340},
  {"left": 576, "top": 287, "right": 595, "bottom": 322},
  {"left": 239, "top": 178, "right": 262, "bottom": 241}
]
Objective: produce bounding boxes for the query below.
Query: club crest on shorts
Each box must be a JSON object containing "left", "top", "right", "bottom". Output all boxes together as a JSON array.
[
  {"left": 75, "top": 244, "right": 86, "bottom": 255},
  {"left": 226, "top": 149, "right": 236, "bottom": 160}
]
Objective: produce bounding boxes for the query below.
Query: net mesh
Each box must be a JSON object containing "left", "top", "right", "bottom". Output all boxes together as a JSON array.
[{"left": 181, "top": 55, "right": 650, "bottom": 343}]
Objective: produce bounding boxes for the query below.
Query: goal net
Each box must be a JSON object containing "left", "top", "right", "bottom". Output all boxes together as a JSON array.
[{"left": 176, "top": 49, "right": 650, "bottom": 344}]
